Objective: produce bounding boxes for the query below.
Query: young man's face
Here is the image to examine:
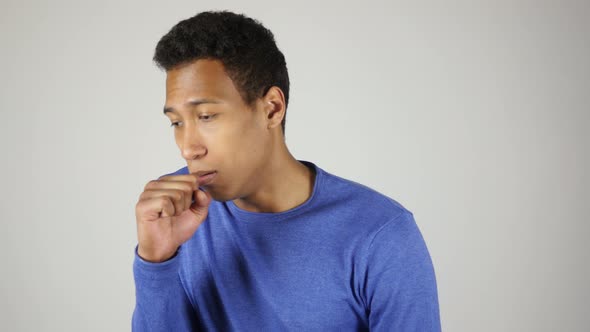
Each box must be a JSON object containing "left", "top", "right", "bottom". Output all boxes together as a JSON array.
[{"left": 163, "top": 59, "right": 272, "bottom": 201}]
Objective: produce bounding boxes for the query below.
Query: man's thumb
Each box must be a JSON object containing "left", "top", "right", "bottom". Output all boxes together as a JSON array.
[{"left": 189, "top": 189, "right": 211, "bottom": 216}]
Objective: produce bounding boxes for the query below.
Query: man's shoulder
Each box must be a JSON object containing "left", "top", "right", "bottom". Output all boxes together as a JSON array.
[
  {"left": 318, "top": 167, "right": 412, "bottom": 226},
  {"left": 157, "top": 166, "right": 189, "bottom": 178}
]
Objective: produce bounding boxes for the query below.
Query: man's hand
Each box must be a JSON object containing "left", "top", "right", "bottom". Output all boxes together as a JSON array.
[{"left": 135, "top": 174, "right": 212, "bottom": 262}]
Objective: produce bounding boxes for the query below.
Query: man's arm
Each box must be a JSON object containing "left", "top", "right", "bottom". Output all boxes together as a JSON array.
[
  {"left": 363, "top": 210, "right": 441, "bottom": 331},
  {"left": 132, "top": 171, "right": 211, "bottom": 331},
  {"left": 132, "top": 244, "right": 200, "bottom": 332}
]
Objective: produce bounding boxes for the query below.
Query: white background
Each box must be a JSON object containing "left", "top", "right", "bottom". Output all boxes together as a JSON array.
[{"left": 1, "top": 0, "right": 588, "bottom": 331}]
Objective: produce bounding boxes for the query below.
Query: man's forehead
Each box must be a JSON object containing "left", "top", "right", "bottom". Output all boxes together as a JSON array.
[
  {"left": 163, "top": 98, "right": 222, "bottom": 115},
  {"left": 166, "top": 58, "right": 229, "bottom": 84},
  {"left": 164, "top": 59, "right": 237, "bottom": 106}
]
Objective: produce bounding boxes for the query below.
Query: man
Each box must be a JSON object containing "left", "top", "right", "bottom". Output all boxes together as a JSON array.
[{"left": 132, "top": 10, "right": 440, "bottom": 331}]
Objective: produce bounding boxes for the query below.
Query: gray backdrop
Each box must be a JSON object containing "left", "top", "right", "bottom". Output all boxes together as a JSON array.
[{"left": 1, "top": 0, "right": 588, "bottom": 331}]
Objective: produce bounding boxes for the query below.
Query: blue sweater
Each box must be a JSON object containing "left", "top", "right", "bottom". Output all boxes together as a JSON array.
[{"left": 132, "top": 160, "right": 440, "bottom": 331}]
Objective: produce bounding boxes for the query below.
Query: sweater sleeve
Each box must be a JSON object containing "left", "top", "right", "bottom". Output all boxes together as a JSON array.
[
  {"left": 363, "top": 211, "right": 441, "bottom": 331},
  {"left": 132, "top": 244, "right": 200, "bottom": 332}
]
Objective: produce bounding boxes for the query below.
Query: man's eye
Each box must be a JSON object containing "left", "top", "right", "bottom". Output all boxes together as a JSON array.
[
  {"left": 199, "top": 114, "right": 216, "bottom": 121},
  {"left": 170, "top": 121, "right": 181, "bottom": 127}
]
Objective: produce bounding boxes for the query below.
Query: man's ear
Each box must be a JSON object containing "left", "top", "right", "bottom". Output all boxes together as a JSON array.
[{"left": 262, "top": 86, "right": 286, "bottom": 130}]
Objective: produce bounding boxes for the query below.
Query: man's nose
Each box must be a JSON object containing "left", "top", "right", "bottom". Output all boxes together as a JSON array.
[{"left": 180, "top": 128, "right": 207, "bottom": 160}]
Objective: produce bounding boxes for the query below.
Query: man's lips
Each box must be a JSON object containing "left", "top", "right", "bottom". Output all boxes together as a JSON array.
[
  {"left": 193, "top": 171, "right": 217, "bottom": 185},
  {"left": 194, "top": 170, "right": 216, "bottom": 177}
]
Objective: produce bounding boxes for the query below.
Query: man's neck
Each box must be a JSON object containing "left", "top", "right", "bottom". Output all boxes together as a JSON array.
[{"left": 231, "top": 151, "right": 315, "bottom": 214}]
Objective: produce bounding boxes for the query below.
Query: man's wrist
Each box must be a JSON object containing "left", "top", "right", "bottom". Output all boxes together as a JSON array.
[{"left": 137, "top": 245, "right": 180, "bottom": 263}]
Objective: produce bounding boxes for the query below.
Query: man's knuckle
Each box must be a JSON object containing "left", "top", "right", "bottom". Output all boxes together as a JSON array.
[{"left": 144, "top": 180, "right": 157, "bottom": 190}]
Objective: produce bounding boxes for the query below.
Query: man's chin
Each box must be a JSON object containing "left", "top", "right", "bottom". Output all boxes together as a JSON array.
[{"left": 201, "top": 187, "right": 233, "bottom": 202}]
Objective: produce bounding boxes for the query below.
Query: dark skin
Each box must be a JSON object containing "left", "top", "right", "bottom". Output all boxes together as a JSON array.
[{"left": 135, "top": 58, "right": 315, "bottom": 262}]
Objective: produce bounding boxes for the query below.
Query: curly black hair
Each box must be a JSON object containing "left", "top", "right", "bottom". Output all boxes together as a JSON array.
[{"left": 153, "top": 10, "right": 290, "bottom": 134}]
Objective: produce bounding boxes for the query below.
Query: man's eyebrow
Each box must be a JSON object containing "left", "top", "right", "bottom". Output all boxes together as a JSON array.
[{"left": 163, "top": 99, "right": 221, "bottom": 114}]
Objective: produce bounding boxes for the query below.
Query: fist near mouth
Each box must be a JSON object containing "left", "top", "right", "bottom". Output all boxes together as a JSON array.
[{"left": 135, "top": 174, "right": 212, "bottom": 263}]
